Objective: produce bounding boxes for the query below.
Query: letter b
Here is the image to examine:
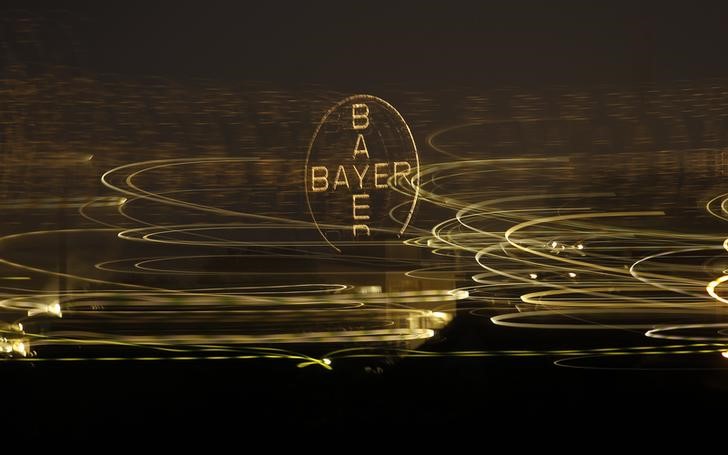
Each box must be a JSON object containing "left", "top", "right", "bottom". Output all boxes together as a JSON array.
[
  {"left": 311, "top": 166, "right": 329, "bottom": 192},
  {"left": 352, "top": 104, "right": 369, "bottom": 130}
]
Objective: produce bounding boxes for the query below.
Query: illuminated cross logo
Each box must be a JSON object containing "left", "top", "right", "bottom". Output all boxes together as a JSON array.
[{"left": 305, "top": 95, "right": 420, "bottom": 252}]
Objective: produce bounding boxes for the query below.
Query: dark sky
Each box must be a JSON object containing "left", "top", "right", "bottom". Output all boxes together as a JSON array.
[{"left": 14, "top": 1, "right": 728, "bottom": 89}]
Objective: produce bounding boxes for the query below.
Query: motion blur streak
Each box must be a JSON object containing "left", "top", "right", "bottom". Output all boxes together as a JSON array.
[{"left": 2, "top": 19, "right": 728, "bottom": 372}]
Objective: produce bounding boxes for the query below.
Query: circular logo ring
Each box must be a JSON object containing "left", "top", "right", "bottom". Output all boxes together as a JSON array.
[{"left": 304, "top": 94, "right": 420, "bottom": 252}]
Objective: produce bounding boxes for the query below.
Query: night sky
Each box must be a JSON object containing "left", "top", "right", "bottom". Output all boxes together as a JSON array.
[{"left": 21, "top": 0, "right": 728, "bottom": 88}]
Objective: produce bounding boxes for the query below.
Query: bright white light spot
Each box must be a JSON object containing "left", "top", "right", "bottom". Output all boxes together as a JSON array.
[
  {"left": 576, "top": 244, "right": 584, "bottom": 250},
  {"left": 529, "top": 273, "right": 538, "bottom": 279},
  {"left": 433, "top": 311, "right": 448, "bottom": 320},
  {"left": 568, "top": 272, "right": 577, "bottom": 278},
  {"left": 13, "top": 341, "right": 25, "bottom": 356},
  {"left": 452, "top": 290, "right": 469, "bottom": 299},
  {"left": 722, "top": 351, "right": 728, "bottom": 359},
  {"left": 48, "top": 302, "right": 62, "bottom": 316},
  {"left": 550, "top": 241, "right": 558, "bottom": 248},
  {"left": 322, "top": 358, "right": 332, "bottom": 365},
  {"left": 358, "top": 285, "right": 382, "bottom": 294}
]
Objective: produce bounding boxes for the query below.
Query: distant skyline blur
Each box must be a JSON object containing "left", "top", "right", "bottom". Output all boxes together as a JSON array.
[{"left": 3, "top": 1, "right": 728, "bottom": 91}]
